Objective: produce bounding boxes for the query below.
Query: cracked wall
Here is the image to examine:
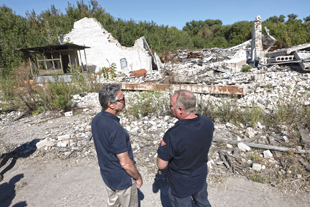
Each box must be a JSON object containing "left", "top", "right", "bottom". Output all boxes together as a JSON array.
[{"left": 59, "top": 17, "right": 152, "bottom": 73}]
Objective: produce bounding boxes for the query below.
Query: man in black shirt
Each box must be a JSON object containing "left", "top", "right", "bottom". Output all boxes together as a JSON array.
[
  {"left": 157, "top": 90, "right": 214, "bottom": 207},
  {"left": 92, "top": 84, "right": 143, "bottom": 207}
]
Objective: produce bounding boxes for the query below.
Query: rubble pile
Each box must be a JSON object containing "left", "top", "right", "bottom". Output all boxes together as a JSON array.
[{"left": 1, "top": 65, "right": 310, "bottom": 189}]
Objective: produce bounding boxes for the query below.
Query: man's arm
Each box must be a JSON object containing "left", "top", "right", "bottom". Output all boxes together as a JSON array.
[
  {"left": 157, "top": 157, "right": 168, "bottom": 170},
  {"left": 116, "top": 151, "right": 143, "bottom": 188}
]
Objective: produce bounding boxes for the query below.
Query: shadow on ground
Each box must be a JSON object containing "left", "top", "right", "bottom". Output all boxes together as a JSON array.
[{"left": 0, "top": 139, "right": 39, "bottom": 206}]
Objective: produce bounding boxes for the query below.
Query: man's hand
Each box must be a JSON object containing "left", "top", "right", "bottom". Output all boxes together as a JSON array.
[
  {"left": 117, "top": 151, "right": 143, "bottom": 188},
  {"left": 136, "top": 177, "right": 143, "bottom": 188}
]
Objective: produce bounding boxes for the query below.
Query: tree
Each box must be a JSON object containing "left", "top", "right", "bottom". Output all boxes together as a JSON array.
[
  {"left": 288, "top": 14, "right": 298, "bottom": 20},
  {"left": 304, "top": 15, "right": 310, "bottom": 23}
]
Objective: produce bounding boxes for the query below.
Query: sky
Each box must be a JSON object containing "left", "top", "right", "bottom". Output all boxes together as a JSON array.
[{"left": 1, "top": 0, "right": 310, "bottom": 30}]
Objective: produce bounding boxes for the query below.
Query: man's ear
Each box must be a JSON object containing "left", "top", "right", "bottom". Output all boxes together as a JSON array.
[
  {"left": 177, "top": 107, "right": 183, "bottom": 115},
  {"left": 108, "top": 102, "right": 114, "bottom": 109}
]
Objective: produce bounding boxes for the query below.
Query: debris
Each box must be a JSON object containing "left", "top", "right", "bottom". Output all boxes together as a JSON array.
[
  {"left": 36, "top": 139, "right": 55, "bottom": 149},
  {"left": 65, "top": 111, "right": 73, "bottom": 117},
  {"left": 218, "top": 150, "right": 230, "bottom": 169},
  {"left": 238, "top": 142, "right": 251, "bottom": 152},
  {"left": 263, "top": 150, "right": 273, "bottom": 159},
  {"left": 299, "top": 158, "right": 310, "bottom": 172},
  {"left": 213, "top": 138, "right": 308, "bottom": 154},
  {"left": 252, "top": 163, "right": 262, "bottom": 171},
  {"left": 298, "top": 124, "right": 310, "bottom": 149},
  {"left": 130, "top": 69, "right": 147, "bottom": 77}
]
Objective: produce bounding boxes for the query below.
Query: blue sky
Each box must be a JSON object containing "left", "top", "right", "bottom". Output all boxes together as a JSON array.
[{"left": 1, "top": 0, "right": 309, "bottom": 30}]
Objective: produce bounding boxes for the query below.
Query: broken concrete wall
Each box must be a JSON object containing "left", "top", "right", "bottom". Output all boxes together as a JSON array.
[
  {"left": 251, "top": 15, "right": 263, "bottom": 64},
  {"left": 59, "top": 17, "right": 153, "bottom": 73}
]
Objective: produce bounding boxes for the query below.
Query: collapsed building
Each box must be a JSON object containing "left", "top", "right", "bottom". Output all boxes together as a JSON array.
[
  {"left": 59, "top": 17, "right": 162, "bottom": 74},
  {"left": 250, "top": 15, "right": 310, "bottom": 71}
]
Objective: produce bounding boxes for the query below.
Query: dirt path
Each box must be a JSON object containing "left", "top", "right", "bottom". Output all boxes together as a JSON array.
[{"left": 1, "top": 157, "right": 309, "bottom": 207}]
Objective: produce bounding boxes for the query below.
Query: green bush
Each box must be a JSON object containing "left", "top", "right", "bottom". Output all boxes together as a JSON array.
[
  {"left": 241, "top": 65, "right": 253, "bottom": 72},
  {"left": 102, "top": 62, "right": 117, "bottom": 80}
]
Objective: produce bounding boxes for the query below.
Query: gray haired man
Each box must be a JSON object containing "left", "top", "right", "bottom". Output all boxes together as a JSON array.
[{"left": 92, "top": 84, "right": 143, "bottom": 207}]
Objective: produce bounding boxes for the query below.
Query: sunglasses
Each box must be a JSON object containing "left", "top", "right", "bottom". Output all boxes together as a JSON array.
[{"left": 116, "top": 95, "right": 125, "bottom": 103}]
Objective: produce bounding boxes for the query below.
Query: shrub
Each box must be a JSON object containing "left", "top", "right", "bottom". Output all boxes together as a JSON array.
[
  {"left": 102, "top": 62, "right": 117, "bottom": 80},
  {"left": 126, "top": 90, "right": 170, "bottom": 118},
  {"left": 241, "top": 64, "right": 253, "bottom": 72}
]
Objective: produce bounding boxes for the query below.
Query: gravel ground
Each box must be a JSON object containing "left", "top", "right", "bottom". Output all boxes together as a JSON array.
[{"left": 0, "top": 107, "right": 309, "bottom": 207}]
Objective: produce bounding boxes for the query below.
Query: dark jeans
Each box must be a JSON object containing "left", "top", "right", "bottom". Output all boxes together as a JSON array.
[{"left": 168, "top": 181, "right": 211, "bottom": 207}]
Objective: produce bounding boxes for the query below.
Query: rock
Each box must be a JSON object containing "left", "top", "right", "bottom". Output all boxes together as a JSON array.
[
  {"left": 238, "top": 142, "right": 251, "bottom": 152},
  {"left": 57, "top": 141, "right": 69, "bottom": 148},
  {"left": 252, "top": 163, "right": 262, "bottom": 171},
  {"left": 36, "top": 139, "right": 55, "bottom": 149},
  {"left": 65, "top": 111, "right": 73, "bottom": 116},
  {"left": 263, "top": 150, "right": 273, "bottom": 158},
  {"left": 245, "top": 127, "right": 255, "bottom": 138},
  {"left": 57, "top": 135, "right": 71, "bottom": 140}
]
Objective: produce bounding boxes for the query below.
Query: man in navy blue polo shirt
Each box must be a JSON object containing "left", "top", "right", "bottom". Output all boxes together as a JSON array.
[
  {"left": 92, "top": 84, "right": 143, "bottom": 207},
  {"left": 157, "top": 90, "right": 214, "bottom": 207}
]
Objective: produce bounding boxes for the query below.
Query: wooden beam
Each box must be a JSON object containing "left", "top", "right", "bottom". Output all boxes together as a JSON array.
[
  {"left": 212, "top": 138, "right": 307, "bottom": 154},
  {"left": 120, "top": 83, "right": 244, "bottom": 95}
]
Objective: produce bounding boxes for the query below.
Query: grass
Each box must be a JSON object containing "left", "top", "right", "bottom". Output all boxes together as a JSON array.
[
  {"left": 250, "top": 172, "right": 267, "bottom": 183},
  {"left": 125, "top": 90, "right": 170, "bottom": 118}
]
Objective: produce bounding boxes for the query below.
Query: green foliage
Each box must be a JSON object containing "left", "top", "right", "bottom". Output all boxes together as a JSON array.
[
  {"left": 126, "top": 90, "right": 169, "bottom": 118},
  {"left": 101, "top": 62, "right": 117, "bottom": 80},
  {"left": 247, "top": 153, "right": 261, "bottom": 162},
  {"left": 241, "top": 64, "right": 253, "bottom": 72},
  {"left": 250, "top": 172, "right": 266, "bottom": 184}
]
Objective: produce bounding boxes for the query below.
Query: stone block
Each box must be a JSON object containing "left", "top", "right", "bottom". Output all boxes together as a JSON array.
[
  {"left": 57, "top": 134, "right": 71, "bottom": 140},
  {"left": 57, "top": 141, "right": 69, "bottom": 148},
  {"left": 238, "top": 142, "right": 251, "bottom": 152},
  {"left": 252, "top": 163, "right": 262, "bottom": 171},
  {"left": 36, "top": 139, "right": 55, "bottom": 149},
  {"left": 65, "top": 111, "right": 73, "bottom": 116},
  {"left": 263, "top": 150, "right": 273, "bottom": 158}
]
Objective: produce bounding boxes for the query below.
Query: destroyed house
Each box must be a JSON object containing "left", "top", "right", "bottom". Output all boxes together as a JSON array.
[
  {"left": 266, "top": 43, "right": 310, "bottom": 72},
  {"left": 59, "top": 17, "right": 160, "bottom": 74},
  {"left": 19, "top": 43, "right": 90, "bottom": 75}
]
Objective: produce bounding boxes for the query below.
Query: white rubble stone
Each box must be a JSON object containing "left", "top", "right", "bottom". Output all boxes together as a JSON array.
[
  {"left": 36, "top": 139, "right": 55, "bottom": 149},
  {"left": 57, "top": 141, "right": 69, "bottom": 148},
  {"left": 226, "top": 144, "right": 233, "bottom": 149},
  {"left": 252, "top": 163, "right": 262, "bottom": 171},
  {"left": 245, "top": 127, "right": 255, "bottom": 138},
  {"left": 283, "top": 136, "right": 289, "bottom": 143},
  {"left": 57, "top": 134, "right": 71, "bottom": 140},
  {"left": 73, "top": 94, "right": 81, "bottom": 100},
  {"left": 226, "top": 122, "right": 236, "bottom": 129},
  {"left": 65, "top": 111, "right": 73, "bottom": 116},
  {"left": 207, "top": 160, "right": 214, "bottom": 169},
  {"left": 238, "top": 142, "right": 251, "bottom": 152},
  {"left": 263, "top": 150, "right": 273, "bottom": 158}
]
